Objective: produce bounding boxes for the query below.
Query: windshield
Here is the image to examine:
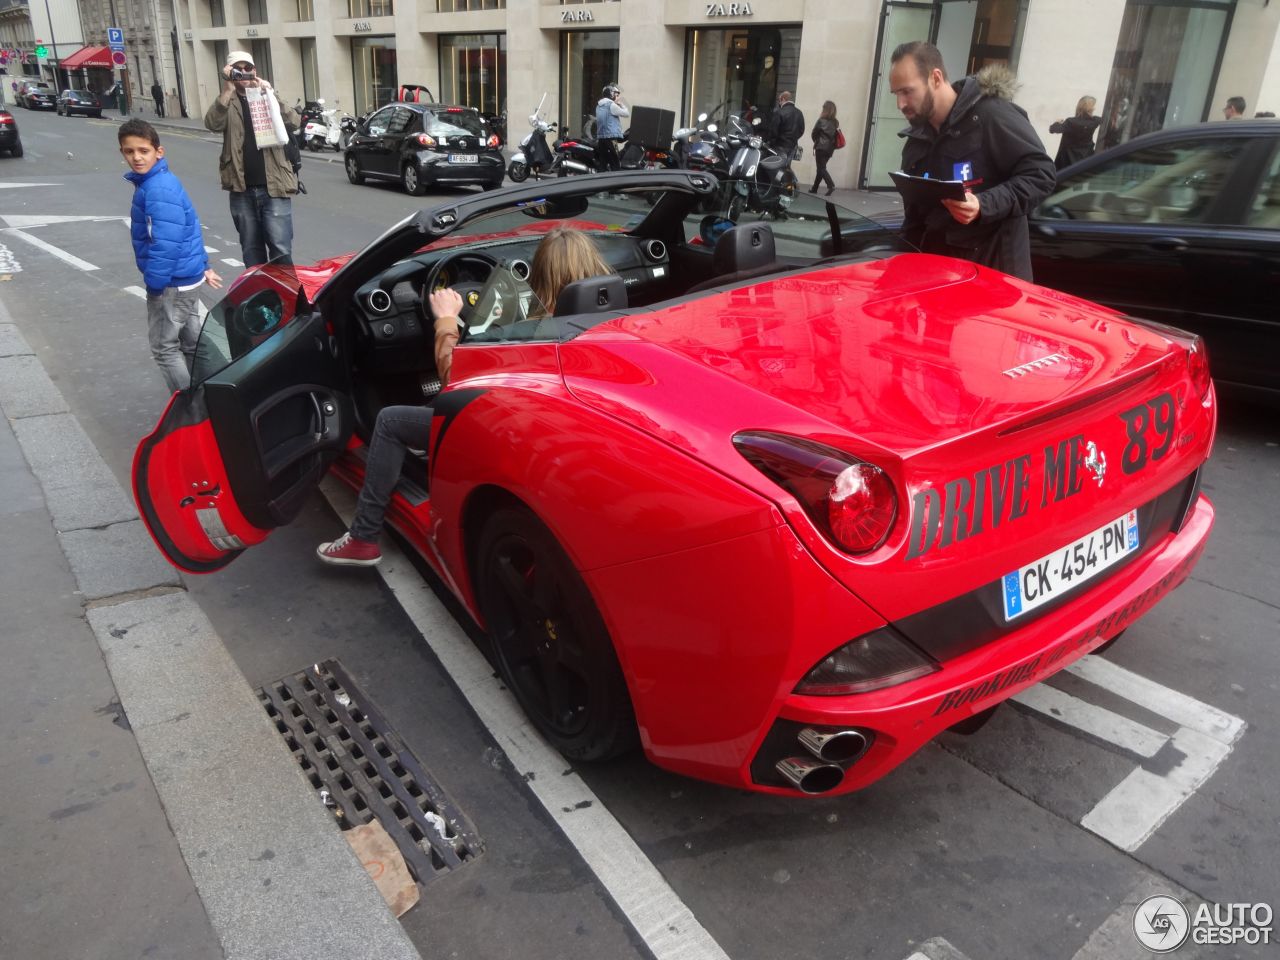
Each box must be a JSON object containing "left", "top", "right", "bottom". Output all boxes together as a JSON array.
[
  {"left": 190, "top": 261, "right": 304, "bottom": 386},
  {"left": 425, "top": 110, "right": 484, "bottom": 138}
]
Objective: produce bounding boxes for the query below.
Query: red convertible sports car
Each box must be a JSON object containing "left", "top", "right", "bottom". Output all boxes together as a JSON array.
[{"left": 134, "top": 172, "right": 1216, "bottom": 796}]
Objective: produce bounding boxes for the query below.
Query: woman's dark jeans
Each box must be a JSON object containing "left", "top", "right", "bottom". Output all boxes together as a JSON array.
[{"left": 349, "top": 405, "right": 433, "bottom": 542}]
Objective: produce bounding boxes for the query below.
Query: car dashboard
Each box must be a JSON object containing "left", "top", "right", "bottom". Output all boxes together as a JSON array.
[{"left": 351, "top": 231, "right": 671, "bottom": 374}]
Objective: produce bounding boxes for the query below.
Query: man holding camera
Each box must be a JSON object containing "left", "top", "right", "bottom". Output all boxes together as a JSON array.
[{"left": 203, "top": 51, "right": 300, "bottom": 266}]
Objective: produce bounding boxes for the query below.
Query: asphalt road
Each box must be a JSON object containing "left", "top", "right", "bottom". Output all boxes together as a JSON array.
[{"left": 2, "top": 107, "right": 1277, "bottom": 960}]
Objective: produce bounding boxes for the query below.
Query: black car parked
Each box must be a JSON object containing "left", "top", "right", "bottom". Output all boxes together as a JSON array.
[
  {"left": 0, "top": 108, "right": 22, "bottom": 157},
  {"left": 56, "top": 89, "right": 104, "bottom": 118},
  {"left": 19, "top": 82, "right": 57, "bottom": 110},
  {"left": 1031, "top": 119, "right": 1280, "bottom": 400},
  {"left": 344, "top": 102, "right": 504, "bottom": 195}
]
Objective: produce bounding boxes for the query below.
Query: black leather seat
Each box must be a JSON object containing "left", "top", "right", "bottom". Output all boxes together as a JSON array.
[
  {"left": 553, "top": 274, "right": 629, "bottom": 317},
  {"left": 686, "top": 222, "right": 778, "bottom": 294}
]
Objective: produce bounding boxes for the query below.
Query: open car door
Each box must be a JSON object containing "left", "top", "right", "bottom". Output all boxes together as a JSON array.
[{"left": 133, "top": 263, "right": 353, "bottom": 573}]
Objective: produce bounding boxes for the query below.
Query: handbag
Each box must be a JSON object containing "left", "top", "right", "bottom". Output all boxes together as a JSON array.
[{"left": 834, "top": 127, "right": 846, "bottom": 150}]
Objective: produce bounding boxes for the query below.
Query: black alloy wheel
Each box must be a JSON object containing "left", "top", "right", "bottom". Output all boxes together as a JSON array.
[
  {"left": 345, "top": 153, "right": 364, "bottom": 184},
  {"left": 476, "top": 507, "right": 637, "bottom": 761}
]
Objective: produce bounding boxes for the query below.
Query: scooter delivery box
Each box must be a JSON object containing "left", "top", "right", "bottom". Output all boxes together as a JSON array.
[{"left": 628, "top": 106, "right": 675, "bottom": 149}]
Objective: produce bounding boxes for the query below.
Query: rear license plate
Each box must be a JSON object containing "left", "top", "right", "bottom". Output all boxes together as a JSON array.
[
  {"left": 1001, "top": 510, "right": 1139, "bottom": 621},
  {"left": 449, "top": 154, "right": 478, "bottom": 163}
]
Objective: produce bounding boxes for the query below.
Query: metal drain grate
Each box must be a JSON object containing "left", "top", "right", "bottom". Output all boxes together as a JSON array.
[{"left": 259, "top": 659, "right": 482, "bottom": 885}]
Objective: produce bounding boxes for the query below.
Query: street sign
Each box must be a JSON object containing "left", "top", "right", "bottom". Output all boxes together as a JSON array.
[
  {"left": 111, "top": 50, "right": 127, "bottom": 66},
  {"left": 107, "top": 27, "right": 124, "bottom": 47}
]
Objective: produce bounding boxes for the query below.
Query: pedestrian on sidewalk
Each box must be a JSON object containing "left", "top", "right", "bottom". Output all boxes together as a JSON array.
[
  {"left": 204, "top": 50, "right": 300, "bottom": 267},
  {"left": 1049, "top": 96, "right": 1100, "bottom": 170},
  {"left": 767, "top": 91, "right": 805, "bottom": 163},
  {"left": 151, "top": 81, "right": 165, "bottom": 118},
  {"left": 595, "top": 83, "right": 629, "bottom": 172},
  {"left": 809, "top": 100, "right": 840, "bottom": 195},
  {"left": 119, "top": 119, "right": 223, "bottom": 393},
  {"left": 316, "top": 227, "right": 613, "bottom": 567}
]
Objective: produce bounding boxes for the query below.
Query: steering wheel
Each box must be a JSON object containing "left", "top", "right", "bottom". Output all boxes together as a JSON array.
[{"left": 423, "top": 251, "right": 500, "bottom": 325}]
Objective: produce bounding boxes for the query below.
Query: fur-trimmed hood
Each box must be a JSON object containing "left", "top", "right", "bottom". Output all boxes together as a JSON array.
[
  {"left": 951, "top": 63, "right": 1022, "bottom": 117},
  {"left": 975, "top": 64, "right": 1020, "bottom": 101}
]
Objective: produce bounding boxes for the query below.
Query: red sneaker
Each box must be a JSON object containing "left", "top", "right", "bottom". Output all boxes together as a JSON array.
[{"left": 316, "top": 532, "right": 382, "bottom": 567}]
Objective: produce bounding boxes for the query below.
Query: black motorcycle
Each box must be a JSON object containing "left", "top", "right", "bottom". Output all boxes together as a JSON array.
[{"left": 723, "top": 115, "right": 797, "bottom": 220}]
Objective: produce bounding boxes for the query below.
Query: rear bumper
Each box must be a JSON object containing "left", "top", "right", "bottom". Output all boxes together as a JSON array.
[
  {"left": 0, "top": 129, "right": 18, "bottom": 146},
  {"left": 416, "top": 151, "right": 505, "bottom": 185},
  {"left": 594, "top": 491, "right": 1213, "bottom": 796},
  {"left": 757, "top": 493, "right": 1214, "bottom": 795}
]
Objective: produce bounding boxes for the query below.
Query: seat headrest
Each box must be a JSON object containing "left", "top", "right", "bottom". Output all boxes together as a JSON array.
[
  {"left": 713, "top": 222, "right": 776, "bottom": 273},
  {"left": 553, "top": 274, "right": 628, "bottom": 317}
]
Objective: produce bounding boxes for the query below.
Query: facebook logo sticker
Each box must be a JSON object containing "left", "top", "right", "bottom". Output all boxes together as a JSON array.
[{"left": 953, "top": 161, "right": 973, "bottom": 182}]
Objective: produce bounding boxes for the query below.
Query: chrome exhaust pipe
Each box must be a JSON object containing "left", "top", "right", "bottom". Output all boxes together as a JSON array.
[
  {"left": 561, "top": 159, "right": 590, "bottom": 173},
  {"left": 798, "top": 727, "right": 868, "bottom": 764},
  {"left": 775, "top": 756, "right": 844, "bottom": 795}
]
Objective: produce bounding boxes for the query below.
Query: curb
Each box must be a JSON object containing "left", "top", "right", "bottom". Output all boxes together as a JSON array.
[{"left": 0, "top": 291, "right": 422, "bottom": 960}]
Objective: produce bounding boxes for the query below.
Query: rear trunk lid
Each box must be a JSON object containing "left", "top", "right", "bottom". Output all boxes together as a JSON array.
[{"left": 561, "top": 255, "right": 1214, "bottom": 641}]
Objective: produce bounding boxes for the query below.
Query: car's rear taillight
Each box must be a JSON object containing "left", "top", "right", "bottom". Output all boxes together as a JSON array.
[
  {"left": 415, "top": 133, "right": 437, "bottom": 148},
  {"left": 560, "top": 140, "right": 580, "bottom": 149},
  {"left": 795, "top": 627, "right": 938, "bottom": 695},
  {"left": 487, "top": 134, "right": 500, "bottom": 148},
  {"left": 1187, "top": 336, "right": 1211, "bottom": 403},
  {"left": 733, "top": 431, "right": 897, "bottom": 555}
]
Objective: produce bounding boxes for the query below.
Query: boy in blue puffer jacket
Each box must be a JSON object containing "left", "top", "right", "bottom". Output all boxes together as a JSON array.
[{"left": 119, "top": 119, "right": 222, "bottom": 392}]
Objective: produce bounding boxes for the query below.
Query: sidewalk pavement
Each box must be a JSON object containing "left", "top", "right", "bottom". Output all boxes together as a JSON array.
[
  {"left": 96, "top": 108, "right": 906, "bottom": 217},
  {"left": 0, "top": 295, "right": 422, "bottom": 960}
]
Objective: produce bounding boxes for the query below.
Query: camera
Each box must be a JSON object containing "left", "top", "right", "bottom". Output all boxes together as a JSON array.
[{"left": 230, "top": 68, "right": 254, "bottom": 81}]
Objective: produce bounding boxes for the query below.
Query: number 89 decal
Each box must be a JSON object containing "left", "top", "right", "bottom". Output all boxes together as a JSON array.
[{"left": 1119, "top": 392, "right": 1176, "bottom": 475}]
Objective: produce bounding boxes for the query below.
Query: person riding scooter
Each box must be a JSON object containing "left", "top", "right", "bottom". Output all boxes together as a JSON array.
[{"left": 595, "top": 83, "right": 629, "bottom": 172}]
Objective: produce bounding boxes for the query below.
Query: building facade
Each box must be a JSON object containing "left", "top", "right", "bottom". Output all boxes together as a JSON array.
[{"left": 173, "top": 0, "right": 1280, "bottom": 188}]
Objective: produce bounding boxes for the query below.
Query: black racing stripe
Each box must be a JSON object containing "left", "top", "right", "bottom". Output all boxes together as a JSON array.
[
  {"left": 430, "top": 387, "right": 489, "bottom": 462},
  {"left": 894, "top": 470, "right": 1201, "bottom": 663}
]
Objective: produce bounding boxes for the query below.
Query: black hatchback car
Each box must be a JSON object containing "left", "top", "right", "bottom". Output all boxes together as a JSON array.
[
  {"left": 344, "top": 102, "right": 504, "bottom": 195},
  {"left": 1031, "top": 119, "right": 1280, "bottom": 400},
  {"left": 56, "top": 89, "right": 104, "bottom": 118},
  {"left": 19, "top": 82, "right": 57, "bottom": 110},
  {"left": 0, "top": 108, "right": 22, "bottom": 157}
]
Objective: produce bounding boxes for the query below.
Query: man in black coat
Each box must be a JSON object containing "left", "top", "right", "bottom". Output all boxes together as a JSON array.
[
  {"left": 151, "top": 81, "right": 165, "bottom": 118},
  {"left": 890, "top": 41, "right": 1055, "bottom": 281},
  {"left": 767, "top": 91, "right": 805, "bottom": 162}
]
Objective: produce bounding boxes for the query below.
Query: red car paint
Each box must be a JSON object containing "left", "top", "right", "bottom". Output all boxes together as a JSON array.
[{"left": 134, "top": 219, "right": 1216, "bottom": 796}]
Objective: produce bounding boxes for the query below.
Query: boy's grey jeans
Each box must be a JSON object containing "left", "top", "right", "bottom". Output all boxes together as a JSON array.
[{"left": 146, "top": 287, "right": 203, "bottom": 393}]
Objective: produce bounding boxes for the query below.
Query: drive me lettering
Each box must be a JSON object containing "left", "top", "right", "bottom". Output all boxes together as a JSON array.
[{"left": 907, "top": 433, "right": 1099, "bottom": 560}]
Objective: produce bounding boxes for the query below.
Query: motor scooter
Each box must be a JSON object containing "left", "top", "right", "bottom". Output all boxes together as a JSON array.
[
  {"left": 552, "top": 114, "right": 603, "bottom": 176},
  {"left": 303, "top": 99, "right": 353, "bottom": 152},
  {"left": 725, "top": 115, "right": 797, "bottom": 219},
  {"left": 507, "top": 94, "right": 557, "bottom": 182}
]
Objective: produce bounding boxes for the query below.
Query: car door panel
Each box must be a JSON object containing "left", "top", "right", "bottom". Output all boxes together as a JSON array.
[{"left": 134, "top": 298, "right": 353, "bottom": 573}]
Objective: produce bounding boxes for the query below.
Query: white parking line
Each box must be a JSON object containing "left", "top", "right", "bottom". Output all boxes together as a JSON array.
[
  {"left": 1012, "top": 684, "right": 1168, "bottom": 758},
  {"left": 123, "top": 286, "right": 147, "bottom": 299},
  {"left": 1066, "top": 655, "right": 1245, "bottom": 743},
  {"left": 3, "top": 228, "right": 99, "bottom": 271},
  {"left": 221, "top": 257, "right": 243, "bottom": 267},
  {"left": 1031, "top": 654, "right": 1248, "bottom": 853},
  {"left": 1082, "top": 726, "right": 1233, "bottom": 852},
  {"left": 205, "top": 246, "right": 219, "bottom": 253},
  {"left": 320, "top": 477, "right": 733, "bottom": 960}
]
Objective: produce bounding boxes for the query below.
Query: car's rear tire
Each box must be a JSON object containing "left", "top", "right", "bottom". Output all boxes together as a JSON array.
[
  {"left": 402, "top": 162, "right": 425, "bottom": 196},
  {"left": 11, "top": 140, "right": 23, "bottom": 158},
  {"left": 345, "top": 153, "right": 364, "bottom": 184},
  {"left": 476, "top": 506, "right": 637, "bottom": 762}
]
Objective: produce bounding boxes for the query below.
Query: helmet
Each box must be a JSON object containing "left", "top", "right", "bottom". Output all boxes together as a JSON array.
[{"left": 602, "top": 83, "right": 620, "bottom": 100}]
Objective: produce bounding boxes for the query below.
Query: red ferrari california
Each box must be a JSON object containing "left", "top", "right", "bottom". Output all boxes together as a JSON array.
[{"left": 134, "top": 172, "right": 1216, "bottom": 796}]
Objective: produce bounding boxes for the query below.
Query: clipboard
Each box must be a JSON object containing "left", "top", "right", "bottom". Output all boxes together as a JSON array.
[{"left": 889, "top": 171, "right": 967, "bottom": 205}]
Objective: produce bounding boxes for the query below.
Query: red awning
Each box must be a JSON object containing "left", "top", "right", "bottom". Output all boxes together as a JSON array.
[{"left": 60, "top": 46, "right": 113, "bottom": 70}]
